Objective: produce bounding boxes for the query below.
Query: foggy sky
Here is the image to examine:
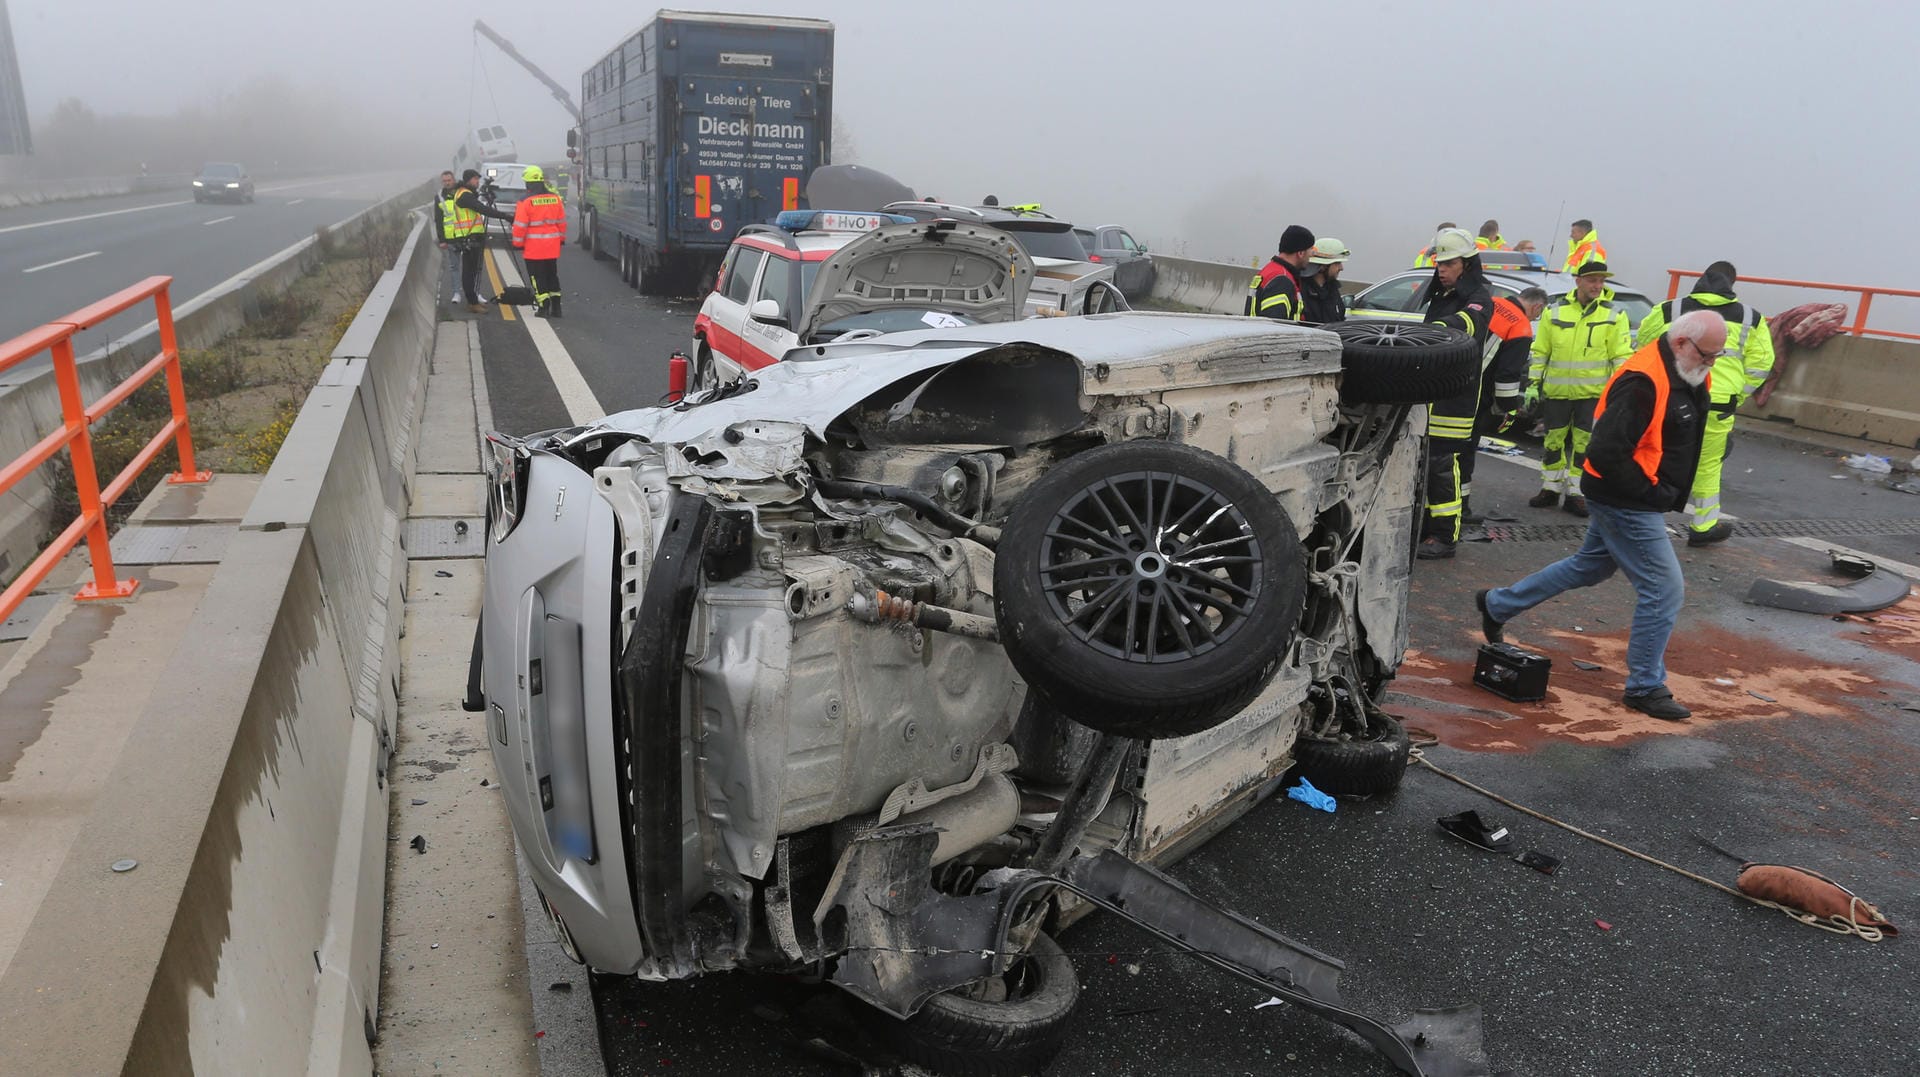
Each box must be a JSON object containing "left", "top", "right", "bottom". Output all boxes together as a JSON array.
[{"left": 11, "top": 0, "right": 1919, "bottom": 308}]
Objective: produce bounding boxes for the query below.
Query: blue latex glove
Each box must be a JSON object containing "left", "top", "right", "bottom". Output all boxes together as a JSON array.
[{"left": 1286, "top": 776, "right": 1336, "bottom": 813}]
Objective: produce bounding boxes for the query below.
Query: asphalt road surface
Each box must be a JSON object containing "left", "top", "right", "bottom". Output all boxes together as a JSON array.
[
  {"left": 470, "top": 278, "right": 1920, "bottom": 1076},
  {"left": 0, "top": 170, "right": 427, "bottom": 366}
]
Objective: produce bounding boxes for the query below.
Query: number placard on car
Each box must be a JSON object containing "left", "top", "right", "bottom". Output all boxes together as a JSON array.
[{"left": 815, "top": 212, "right": 890, "bottom": 232}]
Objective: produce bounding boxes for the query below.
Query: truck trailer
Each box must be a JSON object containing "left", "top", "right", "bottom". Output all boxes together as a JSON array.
[{"left": 572, "top": 10, "right": 834, "bottom": 295}]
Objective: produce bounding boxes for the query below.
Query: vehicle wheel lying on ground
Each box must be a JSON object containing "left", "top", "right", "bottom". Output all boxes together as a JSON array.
[
  {"left": 995, "top": 441, "right": 1308, "bottom": 740},
  {"left": 1330, "top": 320, "right": 1481, "bottom": 405},
  {"left": 1291, "top": 713, "right": 1411, "bottom": 796},
  {"left": 873, "top": 932, "right": 1079, "bottom": 1077}
]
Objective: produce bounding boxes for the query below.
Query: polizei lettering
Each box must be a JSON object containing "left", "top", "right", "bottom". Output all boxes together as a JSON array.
[{"left": 698, "top": 115, "right": 807, "bottom": 140}]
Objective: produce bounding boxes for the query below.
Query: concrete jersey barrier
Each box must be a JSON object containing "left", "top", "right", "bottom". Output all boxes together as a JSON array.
[{"left": 0, "top": 207, "right": 438, "bottom": 1076}]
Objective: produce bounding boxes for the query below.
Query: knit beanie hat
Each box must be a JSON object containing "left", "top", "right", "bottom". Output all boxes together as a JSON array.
[{"left": 1278, "top": 225, "right": 1316, "bottom": 254}]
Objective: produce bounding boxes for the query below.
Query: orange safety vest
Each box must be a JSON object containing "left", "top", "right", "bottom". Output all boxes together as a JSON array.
[
  {"left": 1582, "top": 340, "right": 1705, "bottom": 487},
  {"left": 512, "top": 193, "right": 567, "bottom": 259},
  {"left": 1488, "top": 295, "right": 1532, "bottom": 342}
]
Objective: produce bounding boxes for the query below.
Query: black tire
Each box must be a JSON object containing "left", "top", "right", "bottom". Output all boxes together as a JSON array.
[
  {"left": 1330, "top": 319, "right": 1480, "bottom": 405},
  {"left": 994, "top": 442, "right": 1307, "bottom": 740},
  {"left": 1291, "top": 714, "right": 1411, "bottom": 796},
  {"left": 691, "top": 343, "right": 719, "bottom": 391},
  {"left": 875, "top": 932, "right": 1078, "bottom": 1077}
]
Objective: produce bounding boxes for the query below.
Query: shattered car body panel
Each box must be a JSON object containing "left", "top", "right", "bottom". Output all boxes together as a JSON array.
[{"left": 481, "top": 310, "right": 1457, "bottom": 1072}]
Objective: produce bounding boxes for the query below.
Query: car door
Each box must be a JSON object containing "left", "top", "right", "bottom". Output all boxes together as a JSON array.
[
  {"left": 1115, "top": 229, "right": 1152, "bottom": 296},
  {"left": 1348, "top": 273, "right": 1431, "bottom": 321},
  {"left": 741, "top": 250, "right": 801, "bottom": 364},
  {"left": 1089, "top": 227, "right": 1133, "bottom": 294},
  {"left": 705, "top": 245, "right": 765, "bottom": 377}
]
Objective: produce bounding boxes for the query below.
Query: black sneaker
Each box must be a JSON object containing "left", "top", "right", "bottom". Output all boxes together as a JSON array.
[
  {"left": 1687, "top": 522, "right": 1735, "bottom": 547},
  {"left": 1416, "top": 537, "right": 1457, "bottom": 561},
  {"left": 1622, "top": 689, "right": 1691, "bottom": 721},
  {"left": 1563, "top": 495, "right": 1589, "bottom": 518},
  {"left": 1527, "top": 490, "right": 1560, "bottom": 508},
  {"left": 1475, "top": 589, "right": 1504, "bottom": 643}
]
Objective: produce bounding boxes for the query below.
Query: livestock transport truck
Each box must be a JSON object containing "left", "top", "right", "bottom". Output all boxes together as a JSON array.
[{"left": 571, "top": 10, "right": 834, "bottom": 295}]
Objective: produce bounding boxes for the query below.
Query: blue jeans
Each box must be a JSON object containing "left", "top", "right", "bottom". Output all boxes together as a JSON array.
[{"left": 1484, "top": 499, "right": 1683, "bottom": 696}]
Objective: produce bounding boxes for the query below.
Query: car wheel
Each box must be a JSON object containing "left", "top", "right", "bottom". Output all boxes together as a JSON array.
[
  {"left": 690, "top": 342, "right": 719, "bottom": 391},
  {"left": 1328, "top": 320, "right": 1481, "bottom": 405},
  {"left": 618, "top": 237, "right": 631, "bottom": 285},
  {"left": 1290, "top": 714, "right": 1411, "bottom": 796},
  {"left": 580, "top": 209, "right": 597, "bottom": 257},
  {"left": 872, "top": 931, "right": 1078, "bottom": 1077},
  {"left": 994, "top": 441, "right": 1307, "bottom": 740}
]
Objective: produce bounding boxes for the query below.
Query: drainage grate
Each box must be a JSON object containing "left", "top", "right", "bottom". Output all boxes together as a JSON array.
[{"left": 1478, "top": 518, "right": 1920, "bottom": 544}]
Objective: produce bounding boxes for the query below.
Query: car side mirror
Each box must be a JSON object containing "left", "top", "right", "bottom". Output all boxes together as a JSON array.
[
  {"left": 750, "top": 299, "right": 785, "bottom": 324},
  {"left": 1341, "top": 293, "right": 1355, "bottom": 310}
]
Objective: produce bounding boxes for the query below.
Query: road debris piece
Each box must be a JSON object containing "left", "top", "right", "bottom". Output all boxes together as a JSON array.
[
  {"left": 1286, "top": 777, "right": 1336, "bottom": 813},
  {"left": 410, "top": 798, "right": 428, "bottom": 806},
  {"left": 1843, "top": 454, "right": 1892, "bottom": 473},
  {"left": 1594, "top": 920, "right": 1613, "bottom": 931},
  {"left": 1571, "top": 660, "right": 1602, "bottom": 672},
  {"left": 1514, "top": 850, "right": 1560, "bottom": 875},
  {"left": 1438, "top": 810, "right": 1512, "bottom": 852},
  {"left": 1736, "top": 864, "right": 1899, "bottom": 939},
  {"left": 1746, "top": 550, "right": 1910, "bottom": 614},
  {"left": 1714, "top": 678, "right": 1737, "bottom": 686},
  {"left": 409, "top": 834, "right": 427, "bottom": 854},
  {"left": 1748, "top": 690, "right": 1778, "bottom": 703}
]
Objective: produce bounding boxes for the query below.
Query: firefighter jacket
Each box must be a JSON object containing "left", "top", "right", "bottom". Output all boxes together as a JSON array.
[
  {"left": 1531, "top": 289, "right": 1633, "bottom": 399},
  {"left": 512, "top": 191, "right": 568, "bottom": 260},
  {"left": 1635, "top": 284, "right": 1774, "bottom": 408},
  {"left": 1246, "top": 258, "right": 1303, "bottom": 321},
  {"left": 441, "top": 189, "right": 482, "bottom": 242},
  {"left": 1420, "top": 262, "right": 1494, "bottom": 441},
  {"left": 1562, "top": 229, "right": 1608, "bottom": 274},
  {"left": 1485, "top": 296, "right": 1535, "bottom": 399},
  {"left": 1581, "top": 338, "right": 1710, "bottom": 513},
  {"left": 1299, "top": 272, "right": 1345, "bottom": 323}
]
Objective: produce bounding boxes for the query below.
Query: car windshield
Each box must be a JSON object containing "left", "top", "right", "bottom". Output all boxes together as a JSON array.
[
  {"left": 803, "top": 309, "right": 979, "bottom": 344},
  {"left": 202, "top": 163, "right": 241, "bottom": 178},
  {"left": 487, "top": 165, "right": 528, "bottom": 188}
]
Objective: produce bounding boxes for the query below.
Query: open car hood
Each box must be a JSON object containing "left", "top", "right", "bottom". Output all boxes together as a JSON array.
[{"left": 795, "top": 221, "right": 1034, "bottom": 343}]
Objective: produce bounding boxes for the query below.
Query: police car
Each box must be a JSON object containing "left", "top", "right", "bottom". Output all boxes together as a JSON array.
[{"left": 690, "top": 210, "right": 1035, "bottom": 388}]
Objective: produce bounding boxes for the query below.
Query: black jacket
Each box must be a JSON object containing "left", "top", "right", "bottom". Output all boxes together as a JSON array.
[
  {"left": 1299, "top": 271, "right": 1345, "bottom": 323},
  {"left": 1423, "top": 259, "right": 1494, "bottom": 346},
  {"left": 1580, "top": 339, "right": 1710, "bottom": 513},
  {"left": 1248, "top": 257, "right": 1303, "bottom": 320}
]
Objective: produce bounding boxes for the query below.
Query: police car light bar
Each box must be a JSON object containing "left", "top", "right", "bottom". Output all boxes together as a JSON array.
[{"left": 774, "top": 210, "right": 914, "bottom": 232}]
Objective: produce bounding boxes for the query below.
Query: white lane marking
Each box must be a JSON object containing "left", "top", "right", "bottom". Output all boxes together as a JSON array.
[
  {"left": 490, "top": 249, "right": 604, "bottom": 423},
  {"left": 0, "top": 198, "right": 193, "bottom": 235},
  {"left": 22, "top": 250, "right": 103, "bottom": 273},
  {"left": 1778, "top": 537, "right": 1920, "bottom": 579},
  {"left": 1482, "top": 445, "right": 1543, "bottom": 472},
  {"left": 286, "top": 198, "right": 306, "bottom": 205},
  {"left": 203, "top": 215, "right": 235, "bottom": 226}
]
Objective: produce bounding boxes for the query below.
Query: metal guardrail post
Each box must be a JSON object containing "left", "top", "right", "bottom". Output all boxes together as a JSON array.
[
  {"left": 47, "top": 334, "right": 138, "bottom": 601},
  {"left": 156, "top": 285, "right": 211, "bottom": 485}
]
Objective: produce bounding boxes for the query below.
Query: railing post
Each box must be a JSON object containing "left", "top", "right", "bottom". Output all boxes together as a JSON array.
[
  {"left": 1666, "top": 271, "right": 1682, "bottom": 301},
  {"left": 156, "top": 282, "right": 211, "bottom": 484},
  {"left": 50, "top": 337, "right": 138, "bottom": 602},
  {"left": 1851, "top": 291, "right": 1874, "bottom": 338}
]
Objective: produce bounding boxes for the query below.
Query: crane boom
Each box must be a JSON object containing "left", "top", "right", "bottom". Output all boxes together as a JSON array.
[{"left": 473, "top": 19, "right": 583, "bottom": 124}]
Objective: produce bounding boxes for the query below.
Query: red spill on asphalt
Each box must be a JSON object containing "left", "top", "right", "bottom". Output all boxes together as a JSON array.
[{"left": 1389, "top": 620, "right": 1897, "bottom": 753}]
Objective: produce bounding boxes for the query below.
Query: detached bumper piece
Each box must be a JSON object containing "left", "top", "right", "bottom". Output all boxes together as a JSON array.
[{"left": 818, "top": 829, "right": 1491, "bottom": 1077}]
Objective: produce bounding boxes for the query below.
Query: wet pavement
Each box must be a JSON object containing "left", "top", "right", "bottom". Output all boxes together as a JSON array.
[{"left": 476, "top": 264, "right": 1920, "bottom": 1075}]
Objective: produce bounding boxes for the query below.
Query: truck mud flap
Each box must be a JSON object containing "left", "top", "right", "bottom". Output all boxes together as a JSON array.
[{"left": 1021, "top": 850, "right": 1491, "bottom": 1077}]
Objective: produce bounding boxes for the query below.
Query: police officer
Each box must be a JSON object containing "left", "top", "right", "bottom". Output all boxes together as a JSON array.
[
  {"left": 1417, "top": 227, "right": 1495, "bottom": 560},
  {"left": 1247, "top": 225, "right": 1315, "bottom": 321},
  {"left": 1462, "top": 286, "right": 1549, "bottom": 525},
  {"left": 1634, "top": 260, "right": 1775, "bottom": 546},
  {"left": 511, "top": 164, "right": 569, "bottom": 318},
  {"left": 1299, "top": 237, "right": 1350, "bottom": 323},
  {"left": 450, "top": 169, "right": 516, "bottom": 313},
  {"left": 1529, "top": 261, "right": 1633, "bottom": 515}
]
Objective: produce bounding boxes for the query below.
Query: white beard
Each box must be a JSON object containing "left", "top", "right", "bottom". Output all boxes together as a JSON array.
[{"left": 1676, "top": 360, "right": 1712, "bottom": 387}]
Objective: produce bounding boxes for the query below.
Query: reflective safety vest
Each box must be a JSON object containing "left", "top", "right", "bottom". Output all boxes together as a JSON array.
[
  {"left": 1584, "top": 340, "right": 1687, "bottom": 487},
  {"left": 442, "top": 192, "right": 482, "bottom": 241},
  {"left": 512, "top": 193, "right": 568, "bottom": 259},
  {"left": 1531, "top": 289, "right": 1633, "bottom": 399},
  {"left": 1475, "top": 234, "right": 1508, "bottom": 251},
  {"left": 1412, "top": 245, "right": 1436, "bottom": 268},
  {"left": 1562, "top": 229, "right": 1607, "bottom": 274},
  {"left": 1635, "top": 292, "right": 1775, "bottom": 406}
]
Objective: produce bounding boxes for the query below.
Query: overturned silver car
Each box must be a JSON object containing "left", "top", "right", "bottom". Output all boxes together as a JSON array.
[{"left": 474, "top": 305, "right": 1490, "bottom": 1074}]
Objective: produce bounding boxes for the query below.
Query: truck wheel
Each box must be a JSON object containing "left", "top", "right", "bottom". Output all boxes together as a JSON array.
[
  {"left": 873, "top": 932, "right": 1078, "bottom": 1077},
  {"left": 994, "top": 442, "right": 1307, "bottom": 740},
  {"left": 1330, "top": 320, "right": 1481, "bottom": 405},
  {"left": 1291, "top": 714, "right": 1411, "bottom": 796}
]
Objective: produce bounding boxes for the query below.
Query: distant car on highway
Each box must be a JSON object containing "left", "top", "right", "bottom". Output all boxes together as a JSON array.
[
  {"left": 191, "top": 163, "right": 254, "bottom": 204},
  {"left": 1080, "top": 224, "right": 1157, "bottom": 299}
]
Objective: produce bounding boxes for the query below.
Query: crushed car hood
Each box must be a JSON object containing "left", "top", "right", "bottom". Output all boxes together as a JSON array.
[{"left": 795, "top": 220, "right": 1034, "bottom": 341}]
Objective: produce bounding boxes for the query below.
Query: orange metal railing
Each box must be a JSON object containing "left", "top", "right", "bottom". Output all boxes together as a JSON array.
[
  {"left": 1665, "top": 270, "right": 1920, "bottom": 342},
  {"left": 0, "top": 276, "right": 211, "bottom": 622}
]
